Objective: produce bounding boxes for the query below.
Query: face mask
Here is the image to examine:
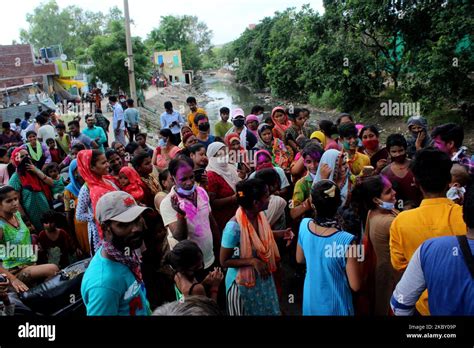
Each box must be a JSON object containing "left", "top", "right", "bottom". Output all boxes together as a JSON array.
[
  {"left": 159, "top": 139, "right": 167, "bottom": 147},
  {"left": 447, "top": 186, "right": 465, "bottom": 201},
  {"left": 362, "top": 139, "right": 379, "bottom": 151},
  {"left": 233, "top": 119, "right": 245, "bottom": 128},
  {"left": 378, "top": 200, "right": 395, "bottom": 210},
  {"left": 391, "top": 154, "right": 406, "bottom": 164},
  {"left": 213, "top": 155, "right": 229, "bottom": 168},
  {"left": 343, "top": 141, "right": 352, "bottom": 151},
  {"left": 177, "top": 184, "right": 196, "bottom": 197},
  {"left": 198, "top": 123, "right": 210, "bottom": 132}
]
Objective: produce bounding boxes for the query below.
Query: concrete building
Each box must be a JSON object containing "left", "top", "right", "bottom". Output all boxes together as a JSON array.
[
  {"left": 0, "top": 44, "right": 58, "bottom": 91},
  {"left": 153, "top": 50, "right": 193, "bottom": 85}
]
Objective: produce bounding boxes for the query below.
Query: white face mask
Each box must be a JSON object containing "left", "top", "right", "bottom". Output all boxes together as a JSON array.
[
  {"left": 447, "top": 186, "right": 465, "bottom": 201},
  {"left": 379, "top": 201, "right": 395, "bottom": 210},
  {"left": 177, "top": 184, "right": 196, "bottom": 196},
  {"left": 215, "top": 155, "right": 229, "bottom": 168}
]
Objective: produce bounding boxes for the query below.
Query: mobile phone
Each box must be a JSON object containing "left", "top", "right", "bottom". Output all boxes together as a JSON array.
[{"left": 237, "top": 162, "right": 243, "bottom": 171}]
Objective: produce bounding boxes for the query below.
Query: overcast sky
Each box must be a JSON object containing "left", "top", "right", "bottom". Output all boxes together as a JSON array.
[{"left": 1, "top": 0, "right": 325, "bottom": 46}]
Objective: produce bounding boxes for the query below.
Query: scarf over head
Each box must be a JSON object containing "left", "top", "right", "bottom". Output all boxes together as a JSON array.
[
  {"left": 119, "top": 166, "right": 145, "bottom": 202},
  {"left": 235, "top": 206, "right": 280, "bottom": 287},
  {"left": 245, "top": 114, "right": 259, "bottom": 137},
  {"left": 225, "top": 132, "right": 242, "bottom": 149},
  {"left": 310, "top": 130, "right": 327, "bottom": 148},
  {"left": 65, "top": 159, "right": 82, "bottom": 197},
  {"left": 77, "top": 150, "right": 117, "bottom": 216},
  {"left": 11, "top": 147, "right": 52, "bottom": 200},
  {"left": 313, "top": 149, "right": 350, "bottom": 206},
  {"left": 271, "top": 106, "right": 290, "bottom": 139},
  {"left": 407, "top": 115, "right": 428, "bottom": 131},
  {"left": 254, "top": 149, "right": 274, "bottom": 171},
  {"left": 206, "top": 142, "right": 240, "bottom": 192}
]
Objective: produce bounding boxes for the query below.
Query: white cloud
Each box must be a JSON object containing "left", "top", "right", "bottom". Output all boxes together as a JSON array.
[{"left": 1, "top": 0, "right": 325, "bottom": 45}]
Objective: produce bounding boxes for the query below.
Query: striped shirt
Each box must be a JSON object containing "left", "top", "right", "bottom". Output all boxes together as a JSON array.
[{"left": 391, "top": 236, "right": 474, "bottom": 316}]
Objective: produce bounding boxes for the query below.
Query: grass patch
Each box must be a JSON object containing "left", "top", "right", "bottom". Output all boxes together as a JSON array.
[{"left": 309, "top": 89, "right": 343, "bottom": 110}]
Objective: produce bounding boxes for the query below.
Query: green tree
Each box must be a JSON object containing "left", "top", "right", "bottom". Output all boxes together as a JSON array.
[
  {"left": 19, "top": 0, "right": 107, "bottom": 60},
  {"left": 87, "top": 19, "right": 151, "bottom": 93},
  {"left": 146, "top": 15, "right": 213, "bottom": 71}
]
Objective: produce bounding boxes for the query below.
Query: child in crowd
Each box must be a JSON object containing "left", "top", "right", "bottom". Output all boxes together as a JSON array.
[
  {"left": 135, "top": 133, "right": 154, "bottom": 157},
  {"left": 214, "top": 107, "right": 232, "bottom": 138},
  {"left": 447, "top": 164, "right": 471, "bottom": 205},
  {"left": 285, "top": 108, "right": 308, "bottom": 155},
  {"left": 44, "top": 163, "right": 68, "bottom": 205},
  {"left": 55, "top": 123, "right": 71, "bottom": 156},
  {"left": 46, "top": 138, "right": 63, "bottom": 164},
  {"left": 290, "top": 143, "right": 325, "bottom": 221},
  {"left": 59, "top": 143, "right": 86, "bottom": 171},
  {"left": 37, "top": 210, "right": 81, "bottom": 269},
  {"left": 0, "top": 186, "right": 59, "bottom": 289},
  {"left": 118, "top": 166, "right": 145, "bottom": 203},
  {"left": 164, "top": 240, "right": 223, "bottom": 302}
]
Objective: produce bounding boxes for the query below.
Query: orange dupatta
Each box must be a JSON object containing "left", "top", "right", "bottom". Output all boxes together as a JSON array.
[{"left": 235, "top": 207, "right": 280, "bottom": 288}]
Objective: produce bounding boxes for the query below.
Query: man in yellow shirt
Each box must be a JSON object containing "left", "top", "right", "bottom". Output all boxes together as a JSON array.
[
  {"left": 390, "top": 148, "right": 466, "bottom": 315},
  {"left": 186, "top": 96, "right": 206, "bottom": 136}
]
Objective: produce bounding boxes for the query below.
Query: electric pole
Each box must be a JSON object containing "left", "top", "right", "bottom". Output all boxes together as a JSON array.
[{"left": 124, "top": 0, "right": 137, "bottom": 102}]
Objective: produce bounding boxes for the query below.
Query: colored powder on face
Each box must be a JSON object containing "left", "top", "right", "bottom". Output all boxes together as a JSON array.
[{"left": 381, "top": 175, "right": 391, "bottom": 189}]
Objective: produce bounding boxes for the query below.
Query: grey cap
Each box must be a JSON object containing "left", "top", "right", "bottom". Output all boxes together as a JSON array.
[{"left": 95, "top": 191, "right": 150, "bottom": 224}]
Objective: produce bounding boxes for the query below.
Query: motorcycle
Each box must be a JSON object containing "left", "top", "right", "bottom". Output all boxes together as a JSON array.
[{"left": 9, "top": 258, "right": 90, "bottom": 316}]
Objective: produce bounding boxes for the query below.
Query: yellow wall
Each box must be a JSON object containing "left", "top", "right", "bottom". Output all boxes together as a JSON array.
[{"left": 153, "top": 50, "right": 185, "bottom": 82}]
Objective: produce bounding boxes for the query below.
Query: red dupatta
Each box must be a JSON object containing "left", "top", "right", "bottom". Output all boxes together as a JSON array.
[
  {"left": 77, "top": 150, "right": 117, "bottom": 216},
  {"left": 271, "top": 106, "right": 290, "bottom": 140},
  {"left": 11, "top": 147, "right": 52, "bottom": 201},
  {"left": 119, "top": 166, "right": 145, "bottom": 203}
]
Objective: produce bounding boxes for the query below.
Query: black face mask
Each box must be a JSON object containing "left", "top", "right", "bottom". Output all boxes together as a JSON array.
[
  {"left": 391, "top": 154, "right": 406, "bottom": 164},
  {"left": 198, "top": 123, "right": 210, "bottom": 132},
  {"left": 233, "top": 119, "right": 245, "bottom": 128}
]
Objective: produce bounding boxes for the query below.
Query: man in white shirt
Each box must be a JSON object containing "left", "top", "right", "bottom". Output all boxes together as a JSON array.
[
  {"left": 109, "top": 96, "right": 126, "bottom": 146},
  {"left": 36, "top": 113, "right": 56, "bottom": 145},
  {"left": 160, "top": 101, "right": 185, "bottom": 145}
]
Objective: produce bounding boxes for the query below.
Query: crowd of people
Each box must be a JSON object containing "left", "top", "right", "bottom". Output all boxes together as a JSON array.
[{"left": 0, "top": 95, "right": 473, "bottom": 317}]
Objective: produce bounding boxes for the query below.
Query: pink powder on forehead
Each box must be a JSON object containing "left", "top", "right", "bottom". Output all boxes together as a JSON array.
[
  {"left": 258, "top": 154, "right": 270, "bottom": 163},
  {"left": 175, "top": 164, "right": 193, "bottom": 180},
  {"left": 381, "top": 175, "right": 391, "bottom": 188}
]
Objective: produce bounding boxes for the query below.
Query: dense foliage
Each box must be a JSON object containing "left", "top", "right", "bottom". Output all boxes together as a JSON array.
[{"left": 225, "top": 1, "right": 474, "bottom": 113}]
